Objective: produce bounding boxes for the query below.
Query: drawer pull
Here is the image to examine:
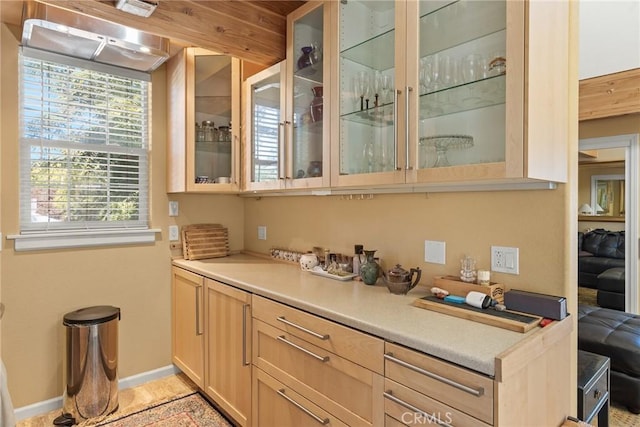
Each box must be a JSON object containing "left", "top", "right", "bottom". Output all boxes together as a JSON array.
[
  {"left": 277, "top": 388, "right": 330, "bottom": 425},
  {"left": 277, "top": 316, "right": 330, "bottom": 340},
  {"left": 277, "top": 335, "right": 330, "bottom": 362},
  {"left": 384, "top": 353, "right": 484, "bottom": 397},
  {"left": 594, "top": 389, "right": 602, "bottom": 400},
  {"left": 383, "top": 391, "right": 452, "bottom": 427},
  {"left": 242, "top": 304, "right": 250, "bottom": 366}
]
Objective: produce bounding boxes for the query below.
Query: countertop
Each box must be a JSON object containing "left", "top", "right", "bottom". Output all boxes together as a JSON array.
[{"left": 173, "top": 253, "right": 540, "bottom": 377}]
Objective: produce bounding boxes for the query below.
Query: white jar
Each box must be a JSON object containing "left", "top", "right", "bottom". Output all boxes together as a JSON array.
[{"left": 299, "top": 253, "right": 319, "bottom": 271}]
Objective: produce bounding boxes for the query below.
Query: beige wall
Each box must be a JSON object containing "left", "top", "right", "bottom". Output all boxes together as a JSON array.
[{"left": 0, "top": 24, "right": 245, "bottom": 407}]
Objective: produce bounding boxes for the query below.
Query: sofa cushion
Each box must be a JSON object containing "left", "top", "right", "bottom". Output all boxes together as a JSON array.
[
  {"left": 579, "top": 256, "right": 625, "bottom": 274},
  {"left": 578, "top": 305, "right": 640, "bottom": 378},
  {"left": 583, "top": 229, "right": 625, "bottom": 259}
]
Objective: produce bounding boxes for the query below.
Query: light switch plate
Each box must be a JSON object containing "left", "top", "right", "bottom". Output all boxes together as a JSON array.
[
  {"left": 168, "top": 201, "right": 179, "bottom": 217},
  {"left": 257, "top": 226, "right": 267, "bottom": 240},
  {"left": 491, "top": 246, "right": 519, "bottom": 274},
  {"left": 169, "top": 225, "right": 179, "bottom": 241},
  {"left": 425, "top": 240, "right": 446, "bottom": 264}
]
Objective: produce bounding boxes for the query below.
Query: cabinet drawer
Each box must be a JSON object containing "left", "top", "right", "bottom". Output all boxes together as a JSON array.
[
  {"left": 254, "top": 319, "right": 384, "bottom": 427},
  {"left": 384, "top": 379, "right": 490, "bottom": 427},
  {"left": 385, "top": 342, "right": 494, "bottom": 425},
  {"left": 253, "top": 366, "right": 349, "bottom": 427},
  {"left": 253, "top": 295, "right": 384, "bottom": 373}
]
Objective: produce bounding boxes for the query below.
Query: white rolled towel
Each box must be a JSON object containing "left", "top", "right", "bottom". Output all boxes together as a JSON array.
[{"left": 0, "top": 360, "right": 15, "bottom": 427}]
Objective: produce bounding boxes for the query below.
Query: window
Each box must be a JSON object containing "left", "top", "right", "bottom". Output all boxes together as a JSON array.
[
  {"left": 12, "top": 49, "right": 157, "bottom": 250},
  {"left": 252, "top": 103, "right": 279, "bottom": 182}
]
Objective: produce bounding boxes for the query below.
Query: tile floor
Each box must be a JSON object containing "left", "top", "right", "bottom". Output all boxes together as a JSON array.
[{"left": 17, "top": 373, "right": 197, "bottom": 427}]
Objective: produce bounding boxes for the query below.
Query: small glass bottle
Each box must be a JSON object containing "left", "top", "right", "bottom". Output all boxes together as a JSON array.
[{"left": 352, "top": 244, "right": 363, "bottom": 275}]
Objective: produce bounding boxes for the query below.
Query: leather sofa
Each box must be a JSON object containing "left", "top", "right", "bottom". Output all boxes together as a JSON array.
[
  {"left": 578, "top": 229, "right": 625, "bottom": 310},
  {"left": 578, "top": 305, "right": 640, "bottom": 413}
]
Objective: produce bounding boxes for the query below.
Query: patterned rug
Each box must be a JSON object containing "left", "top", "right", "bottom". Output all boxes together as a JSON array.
[{"left": 90, "top": 393, "right": 232, "bottom": 427}]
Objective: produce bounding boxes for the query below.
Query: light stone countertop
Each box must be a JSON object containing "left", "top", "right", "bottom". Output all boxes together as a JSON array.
[{"left": 172, "top": 253, "right": 538, "bottom": 377}]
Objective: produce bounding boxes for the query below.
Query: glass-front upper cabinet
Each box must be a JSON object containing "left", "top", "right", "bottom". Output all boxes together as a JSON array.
[
  {"left": 244, "top": 2, "right": 330, "bottom": 192},
  {"left": 167, "top": 48, "right": 240, "bottom": 193},
  {"left": 286, "top": 1, "right": 330, "bottom": 189},
  {"left": 244, "top": 62, "right": 285, "bottom": 191},
  {"left": 333, "top": 0, "right": 405, "bottom": 187},
  {"left": 331, "top": 0, "right": 539, "bottom": 187},
  {"left": 413, "top": 1, "right": 507, "bottom": 182}
]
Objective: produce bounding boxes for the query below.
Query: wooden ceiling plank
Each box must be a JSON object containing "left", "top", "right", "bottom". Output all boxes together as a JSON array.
[
  {"left": 35, "top": 0, "right": 289, "bottom": 65},
  {"left": 244, "top": 0, "right": 305, "bottom": 17},
  {"left": 189, "top": 0, "right": 287, "bottom": 36}
]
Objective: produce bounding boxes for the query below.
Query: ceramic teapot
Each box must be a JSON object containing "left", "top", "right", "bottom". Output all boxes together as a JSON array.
[{"left": 383, "top": 264, "right": 422, "bottom": 295}]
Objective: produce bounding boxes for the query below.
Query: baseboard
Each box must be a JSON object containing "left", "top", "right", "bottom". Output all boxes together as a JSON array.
[{"left": 14, "top": 364, "right": 181, "bottom": 421}]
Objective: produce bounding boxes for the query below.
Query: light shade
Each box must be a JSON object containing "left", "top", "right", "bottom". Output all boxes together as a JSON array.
[
  {"left": 595, "top": 203, "right": 605, "bottom": 213},
  {"left": 579, "top": 204, "right": 593, "bottom": 215}
]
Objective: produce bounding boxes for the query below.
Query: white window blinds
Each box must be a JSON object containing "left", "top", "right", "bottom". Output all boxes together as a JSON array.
[
  {"left": 253, "top": 104, "right": 279, "bottom": 182},
  {"left": 19, "top": 50, "right": 150, "bottom": 233}
]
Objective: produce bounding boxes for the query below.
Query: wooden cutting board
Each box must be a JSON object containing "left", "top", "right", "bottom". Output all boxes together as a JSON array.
[{"left": 182, "top": 224, "right": 229, "bottom": 260}]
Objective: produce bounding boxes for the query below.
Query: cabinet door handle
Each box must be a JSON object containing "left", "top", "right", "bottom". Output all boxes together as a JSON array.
[
  {"left": 278, "top": 122, "right": 286, "bottom": 180},
  {"left": 284, "top": 121, "right": 292, "bottom": 179},
  {"left": 277, "top": 335, "right": 329, "bottom": 362},
  {"left": 405, "top": 86, "right": 413, "bottom": 170},
  {"left": 277, "top": 388, "right": 330, "bottom": 425},
  {"left": 195, "top": 285, "right": 203, "bottom": 336},
  {"left": 277, "top": 316, "right": 330, "bottom": 340},
  {"left": 384, "top": 353, "right": 483, "bottom": 397},
  {"left": 242, "top": 303, "right": 250, "bottom": 366},
  {"left": 393, "top": 88, "right": 400, "bottom": 170},
  {"left": 383, "top": 391, "right": 452, "bottom": 427}
]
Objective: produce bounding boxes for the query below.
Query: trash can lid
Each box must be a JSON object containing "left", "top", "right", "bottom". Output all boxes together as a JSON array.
[{"left": 63, "top": 306, "right": 120, "bottom": 326}]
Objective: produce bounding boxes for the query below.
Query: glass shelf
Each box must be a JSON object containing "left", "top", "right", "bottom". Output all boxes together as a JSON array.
[
  {"left": 340, "top": 29, "right": 395, "bottom": 71},
  {"left": 295, "top": 60, "right": 323, "bottom": 85},
  {"left": 419, "top": 73, "right": 505, "bottom": 119},
  {"left": 419, "top": 1, "right": 506, "bottom": 56},
  {"left": 340, "top": 74, "right": 505, "bottom": 126},
  {"left": 340, "top": 103, "right": 394, "bottom": 127}
]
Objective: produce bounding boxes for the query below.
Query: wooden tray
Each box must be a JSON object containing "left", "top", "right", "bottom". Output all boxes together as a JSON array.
[
  {"left": 182, "top": 224, "right": 229, "bottom": 260},
  {"left": 413, "top": 296, "right": 542, "bottom": 333},
  {"left": 433, "top": 275, "right": 506, "bottom": 304}
]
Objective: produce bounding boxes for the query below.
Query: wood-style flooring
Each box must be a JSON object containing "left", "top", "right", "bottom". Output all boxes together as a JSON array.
[{"left": 17, "top": 373, "right": 197, "bottom": 427}]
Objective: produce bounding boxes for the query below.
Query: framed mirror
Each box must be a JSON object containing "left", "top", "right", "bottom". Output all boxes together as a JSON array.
[{"left": 591, "top": 174, "right": 625, "bottom": 217}]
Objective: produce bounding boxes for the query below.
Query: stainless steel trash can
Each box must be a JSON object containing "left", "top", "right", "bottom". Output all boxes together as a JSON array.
[{"left": 54, "top": 306, "right": 120, "bottom": 426}]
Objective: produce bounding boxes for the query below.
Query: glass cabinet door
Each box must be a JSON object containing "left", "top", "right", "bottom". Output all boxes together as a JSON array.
[
  {"left": 415, "top": 0, "right": 506, "bottom": 172},
  {"left": 245, "top": 63, "right": 285, "bottom": 191},
  {"left": 193, "top": 54, "right": 234, "bottom": 185},
  {"left": 287, "top": 2, "right": 329, "bottom": 188},
  {"left": 337, "top": 0, "right": 401, "bottom": 184}
]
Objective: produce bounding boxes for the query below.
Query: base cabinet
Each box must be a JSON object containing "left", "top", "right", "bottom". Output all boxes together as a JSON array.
[
  {"left": 204, "top": 279, "right": 252, "bottom": 427},
  {"left": 171, "top": 267, "right": 204, "bottom": 388},
  {"left": 253, "top": 367, "right": 349, "bottom": 427},
  {"left": 171, "top": 267, "right": 252, "bottom": 426},
  {"left": 251, "top": 295, "right": 385, "bottom": 427}
]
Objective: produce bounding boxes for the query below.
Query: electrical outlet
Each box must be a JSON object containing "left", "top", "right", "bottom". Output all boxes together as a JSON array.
[
  {"left": 257, "top": 226, "right": 267, "bottom": 240},
  {"left": 425, "top": 240, "right": 446, "bottom": 264},
  {"left": 168, "top": 201, "right": 179, "bottom": 216},
  {"left": 491, "top": 246, "right": 519, "bottom": 274},
  {"left": 169, "top": 225, "right": 179, "bottom": 241}
]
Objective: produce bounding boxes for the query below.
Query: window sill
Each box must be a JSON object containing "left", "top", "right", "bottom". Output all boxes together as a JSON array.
[{"left": 6, "top": 229, "right": 162, "bottom": 252}]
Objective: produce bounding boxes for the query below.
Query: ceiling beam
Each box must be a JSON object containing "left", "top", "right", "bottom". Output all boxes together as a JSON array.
[{"left": 34, "top": 0, "right": 300, "bottom": 65}]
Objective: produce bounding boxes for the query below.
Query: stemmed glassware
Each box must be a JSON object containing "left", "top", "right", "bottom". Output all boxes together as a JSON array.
[
  {"left": 380, "top": 74, "right": 392, "bottom": 105},
  {"left": 353, "top": 71, "right": 371, "bottom": 111}
]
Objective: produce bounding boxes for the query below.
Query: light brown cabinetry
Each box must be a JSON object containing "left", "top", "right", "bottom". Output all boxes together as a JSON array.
[
  {"left": 204, "top": 279, "right": 252, "bottom": 426},
  {"left": 243, "top": 1, "right": 330, "bottom": 192},
  {"left": 167, "top": 47, "right": 241, "bottom": 193},
  {"left": 171, "top": 267, "right": 251, "bottom": 426},
  {"left": 384, "top": 342, "right": 493, "bottom": 426},
  {"left": 171, "top": 266, "right": 204, "bottom": 388},
  {"left": 252, "top": 295, "right": 385, "bottom": 427},
  {"left": 331, "top": 0, "right": 570, "bottom": 188}
]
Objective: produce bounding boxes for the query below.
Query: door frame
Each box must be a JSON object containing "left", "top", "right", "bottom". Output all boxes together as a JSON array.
[{"left": 579, "top": 133, "right": 639, "bottom": 313}]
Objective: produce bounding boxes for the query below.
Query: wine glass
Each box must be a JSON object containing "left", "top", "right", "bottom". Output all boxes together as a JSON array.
[
  {"left": 354, "top": 71, "right": 370, "bottom": 111},
  {"left": 380, "top": 74, "right": 392, "bottom": 104},
  {"left": 372, "top": 70, "right": 382, "bottom": 107}
]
